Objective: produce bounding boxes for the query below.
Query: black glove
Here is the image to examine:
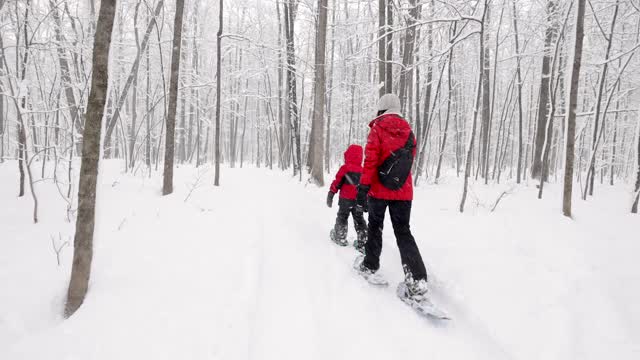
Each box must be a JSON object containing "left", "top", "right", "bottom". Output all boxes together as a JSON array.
[
  {"left": 327, "top": 192, "right": 335, "bottom": 208},
  {"left": 355, "top": 185, "right": 370, "bottom": 213}
]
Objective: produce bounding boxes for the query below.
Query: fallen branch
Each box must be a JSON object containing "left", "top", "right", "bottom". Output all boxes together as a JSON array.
[{"left": 491, "top": 186, "right": 516, "bottom": 213}]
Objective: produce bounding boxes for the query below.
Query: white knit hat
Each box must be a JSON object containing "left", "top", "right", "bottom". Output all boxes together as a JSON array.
[{"left": 377, "top": 93, "right": 402, "bottom": 115}]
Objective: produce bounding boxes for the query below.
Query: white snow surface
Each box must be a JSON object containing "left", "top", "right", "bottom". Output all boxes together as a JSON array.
[{"left": 1, "top": 160, "right": 639, "bottom": 360}]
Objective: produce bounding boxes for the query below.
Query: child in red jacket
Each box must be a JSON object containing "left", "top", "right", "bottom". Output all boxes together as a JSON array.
[{"left": 327, "top": 144, "right": 367, "bottom": 252}]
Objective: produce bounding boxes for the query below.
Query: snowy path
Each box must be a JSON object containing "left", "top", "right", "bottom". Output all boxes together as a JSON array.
[
  {"left": 205, "top": 171, "right": 512, "bottom": 360},
  {"left": 2, "top": 163, "right": 639, "bottom": 359}
]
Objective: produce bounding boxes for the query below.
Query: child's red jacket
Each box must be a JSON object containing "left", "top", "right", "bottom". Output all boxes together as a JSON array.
[{"left": 329, "top": 145, "right": 363, "bottom": 200}]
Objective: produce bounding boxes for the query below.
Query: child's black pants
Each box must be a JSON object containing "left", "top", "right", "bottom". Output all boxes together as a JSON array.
[{"left": 334, "top": 199, "right": 367, "bottom": 238}]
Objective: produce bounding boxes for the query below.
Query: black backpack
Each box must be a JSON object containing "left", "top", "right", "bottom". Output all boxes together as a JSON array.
[{"left": 377, "top": 132, "right": 415, "bottom": 190}]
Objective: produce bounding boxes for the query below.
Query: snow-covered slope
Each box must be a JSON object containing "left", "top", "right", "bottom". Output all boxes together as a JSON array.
[{"left": 1, "top": 161, "right": 638, "bottom": 359}]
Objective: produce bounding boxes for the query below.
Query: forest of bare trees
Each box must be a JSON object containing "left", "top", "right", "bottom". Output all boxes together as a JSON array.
[
  {"left": 2, "top": 0, "right": 640, "bottom": 208},
  {"left": 2, "top": 1, "right": 640, "bottom": 312}
]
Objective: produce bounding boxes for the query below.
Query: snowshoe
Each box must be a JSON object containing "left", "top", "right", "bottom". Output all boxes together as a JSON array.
[
  {"left": 330, "top": 229, "right": 348, "bottom": 247},
  {"left": 353, "top": 255, "right": 388, "bottom": 287},
  {"left": 396, "top": 281, "right": 449, "bottom": 320}
]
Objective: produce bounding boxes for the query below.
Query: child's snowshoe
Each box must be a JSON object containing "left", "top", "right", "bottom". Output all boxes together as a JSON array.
[{"left": 330, "top": 229, "right": 348, "bottom": 247}]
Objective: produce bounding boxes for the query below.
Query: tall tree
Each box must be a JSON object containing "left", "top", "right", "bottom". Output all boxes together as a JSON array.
[
  {"left": 284, "top": 0, "right": 301, "bottom": 178},
  {"left": 378, "top": 0, "right": 386, "bottom": 96},
  {"left": 584, "top": 0, "right": 620, "bottom": 198},
  {"left": 511, "top": 0, "right": 524, "bottom": 184},
  {"left": 563, "top": 0, "right": 586, "bottom": 218},
  {"left": 532, "top": 0, "right": 557, "bottom": 179},
  {"left": 324, "top": 0, "right": 336, "bottom": 173},
  {"left": 460, "top": 1, "right": 488, "bottom": 213},
  {"left": 632, "top": 119, "right": 640, "bottom": 213},
  {"left": 384, "top": 0, "right": 393, "bottom": 94},
  {"left": 0, "top": 0, "right": 3, "bottom": 163},
  {"left": 214, "top": 0, "right": 223, "bottom": 186},
  {"left": 103, "top": 0, "right": 164, "bottom": 157},
  {"left": 0, "top": 76, "right": 3, "bottom": 164},
  {"left": 435, "top": 23, "right": 456, "bottom": 183},
  {"left": 162, "top": 0, "right": 186, "bottom": 195},
  {"left": 479, "top": 4, "right": 491, "bottom": 181},
  {"left": 398, "top": 0, "right": 421, "bottom": 112},
  {"left": 16, "top": 0, "right": 32, "bottom": 198},
  {"left": 309, "top": 0, "right": 328, "bottom": 185},
  {"left": 65, "top": 0, "right": 117, "bottom": 318},
  {"left": 49, "top": 0, "right": 84, "bottom": 145}
]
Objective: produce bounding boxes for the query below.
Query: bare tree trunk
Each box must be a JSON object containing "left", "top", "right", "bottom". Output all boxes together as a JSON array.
[
  {"left": 415, "top": 4, "right": 434, "bottom": 182},
  {"left": 378, "top": 0, "right": 386, "bottom": 96},
  {"left": 324, "top": 0, "right": 336, "bottom": 173},
  {"left": 15, "top": 1, "right": 32, "bottom": 198},
  {"left": 585, "top": 0, "right": 620, "bottom": 197},
  {"left": 562, "top": 0, "right": 585, "bottom": 217},
  {"left": 538, "top": 2, "right": 574, "bottom": 199},
  {"left": 632, "top": 113, "right": 640, "bottom": 213},
  {"left": 485, "top": 4, "right": 505, "bottom": 184},
  {"left": 50, "top": 0, "right": 84, "bottom": 151},
  {"left": 188, "top": 14, "right": 200, "bottom": 165},
  {"left": 385, "top": 0, "right": 393, "bottom": 94},
  {"left": 284, "top": 0, "right": 301, "bottom": 178},
  {"left": 130, "top": 75, "right": 138, "bottom": 169},
  {"left": 129, "top": 2, "right": 142, "bottom": 170},
  {"left": 162, "top": 0, "right": 186, "bottom": 195},
  {"left": 511, "top": 0, "right": 524, "bottom": 184},
  {"left": 0, "top": 80, "right": 3, "bottom": 163},
  {"left": 479, "top": 4, "right": 492, "bottom": 181},
  {"left": 532, "top": 0, "right": 557, "bottom": 179},
  {"left": 435, "top": 25, "right": 455, "bottom": 183},
  {"left": 609, "top": 111, "right": 618, "bottom": 186},
  {"left": 276, "top": 1, "right": 289, "bottom": 169},
  {"left": 65, "top": 0, "right": 116, "bottom": 318},
  {"left": 398, "top": 0, "right": 420, "bottom": 112},
  {"left": 309, "top": 0, "right": 328, "bottom": 185},
  {"left": 104, "top": 0, "right": 164, "bottom": 157},
  {"left": 214, "top": 0, "right": 223, "bottom": 186},
  {"left": 460, "top": 2, "right": 488, "bottom": 213},
  {"left": 10, "top": 0, "right": 38, "bottom": 222},
  {"left": 145, "top": 11, "right": 152, "bottom": 172},
  {"left": 240, "top": 87, "right": 247, "bottom": 168}
]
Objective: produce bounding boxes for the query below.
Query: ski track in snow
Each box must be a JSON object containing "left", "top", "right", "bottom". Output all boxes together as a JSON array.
[{"left": 1, "top": 162, "right": 639, "bottom": 360}]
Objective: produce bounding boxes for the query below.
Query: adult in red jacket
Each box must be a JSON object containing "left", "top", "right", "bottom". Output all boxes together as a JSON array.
[
  {"left": 327, "top": 145, "right": 367, "bottom": 249},
  {"left": 355, "top": 94, "right": 428, "bottom": 297}
]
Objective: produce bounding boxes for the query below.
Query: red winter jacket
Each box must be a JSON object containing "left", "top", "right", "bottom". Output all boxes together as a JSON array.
[
  {"left": 330, "top": 145, "right": 364, "bottom": 200},
  {"left": 361, "top": 114, "right": 416, "bottom": 201}
]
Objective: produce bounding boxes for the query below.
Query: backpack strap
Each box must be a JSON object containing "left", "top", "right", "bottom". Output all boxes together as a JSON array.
[{"left": 404, "top": 131, "right": 416, "bottom": 151}]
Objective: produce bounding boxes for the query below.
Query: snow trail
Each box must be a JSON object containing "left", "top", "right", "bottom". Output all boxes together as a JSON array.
[{"left": 2, "top": 163, "right": 638, "bottom": 360}]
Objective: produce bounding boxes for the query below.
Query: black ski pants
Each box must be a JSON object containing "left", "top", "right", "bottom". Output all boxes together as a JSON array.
[
  {"left": 334, "top": 198, "right": 367, "bottom": 239},
  {"left": 363, "top": 197, "right": 428, "bottom": 281}
]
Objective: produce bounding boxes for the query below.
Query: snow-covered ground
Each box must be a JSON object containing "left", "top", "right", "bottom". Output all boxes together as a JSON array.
[{"left": 1, "top": 160, "right": 639, "bottom": 360}]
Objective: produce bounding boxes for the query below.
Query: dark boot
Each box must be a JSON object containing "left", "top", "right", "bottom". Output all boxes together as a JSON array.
[
  {"left": 354, "top": 230, "right": 367, "bottom": 254},
  {"left": 351, "top": 205, "right": 368, "bottom": 253},
  {"left": 331, "top": 200, "right": 351, "bottom": 246},
  {"left": 330, "top": 227, "right": 348, "bottom": 246}
]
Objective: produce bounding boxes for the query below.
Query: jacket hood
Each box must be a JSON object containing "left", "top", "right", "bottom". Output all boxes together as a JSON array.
[
  {"left": 344, "top": 144, "right": 363, "bottom": 166},
  {"left": 377, "top": 93, "right": 402, "bottom": 116}
]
